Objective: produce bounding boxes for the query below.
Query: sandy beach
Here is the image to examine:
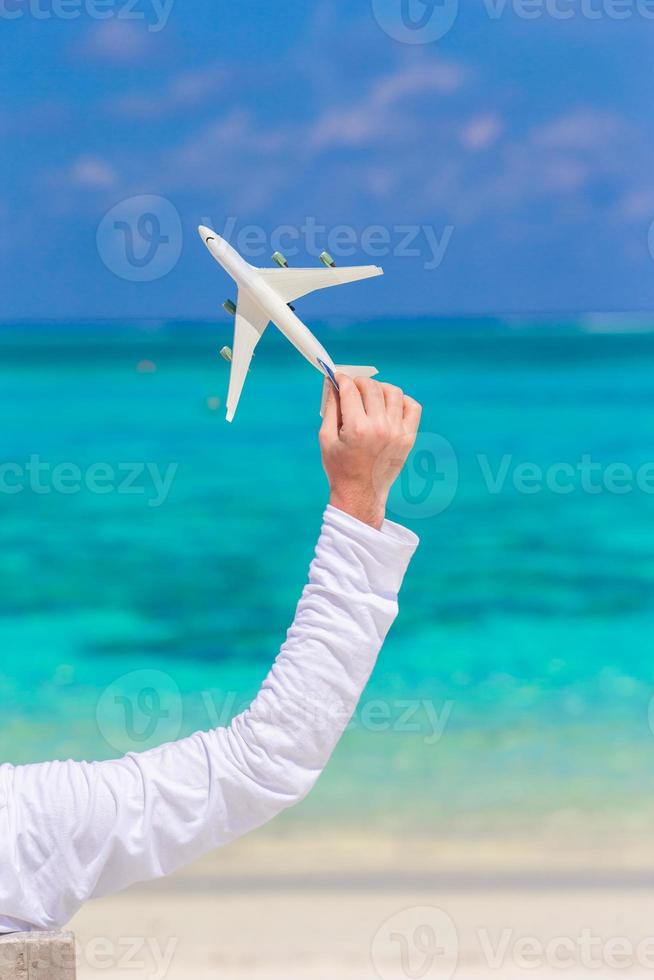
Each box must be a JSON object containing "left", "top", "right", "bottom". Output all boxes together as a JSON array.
[{"left": 70, "top": 826, "right": 654, "bottom": 980}]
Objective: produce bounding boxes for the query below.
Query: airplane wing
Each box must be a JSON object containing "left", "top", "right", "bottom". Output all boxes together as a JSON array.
[
  {"left": 226, "top": 290, "right": 269, "bottom": 422},
  {"left": 257, "top": 265, "right": 383, "bottom": 305}
]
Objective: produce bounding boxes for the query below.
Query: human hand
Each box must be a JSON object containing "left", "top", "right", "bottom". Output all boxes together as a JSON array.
[{"left": 319, "top": 374, "right": 422, "bottom": 529}]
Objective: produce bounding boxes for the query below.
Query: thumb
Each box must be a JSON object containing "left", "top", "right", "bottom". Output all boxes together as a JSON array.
[{"left": 320, "top": 381, "right": 341, "bottom": 437}]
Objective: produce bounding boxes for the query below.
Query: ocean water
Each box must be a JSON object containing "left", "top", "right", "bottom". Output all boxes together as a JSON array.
[{"left": 2, "top": 317, "right": 654, "bottom": 834}]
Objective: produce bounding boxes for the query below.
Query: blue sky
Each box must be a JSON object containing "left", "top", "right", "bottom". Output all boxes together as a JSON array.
[{"left": 2, "top": 0, "right": 654, "bottom": 319}]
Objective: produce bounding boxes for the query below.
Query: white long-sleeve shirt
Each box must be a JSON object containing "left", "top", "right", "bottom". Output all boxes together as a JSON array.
[{"left": 0, "top": 506, "right": 418, "bottom": 933}]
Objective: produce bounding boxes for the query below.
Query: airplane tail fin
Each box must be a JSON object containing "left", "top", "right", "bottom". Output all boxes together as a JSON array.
[{"left": 320, "top": 364, "right": 378, "bottom": 416}]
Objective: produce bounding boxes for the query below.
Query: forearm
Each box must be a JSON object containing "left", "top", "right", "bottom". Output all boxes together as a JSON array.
[
  {"left": 0, "top": 507, "right": 418, "bottom": 932},
  {"left": 215, "top": 505, "right": 418, "bottom": 814}
]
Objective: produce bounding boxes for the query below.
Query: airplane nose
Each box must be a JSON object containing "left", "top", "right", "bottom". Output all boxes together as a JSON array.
[{"left": 198, "top": 225, "right": 215, "bottom": 243}]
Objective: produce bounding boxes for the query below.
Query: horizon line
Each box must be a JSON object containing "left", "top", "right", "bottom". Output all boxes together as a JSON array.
[{"left": 2, "top": 310, "right": 654, "bottom": 326}]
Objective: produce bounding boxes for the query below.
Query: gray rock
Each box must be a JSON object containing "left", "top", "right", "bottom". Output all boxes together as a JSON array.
[{"left": 0, "top": 932, "right": 76, "bottom": 980}]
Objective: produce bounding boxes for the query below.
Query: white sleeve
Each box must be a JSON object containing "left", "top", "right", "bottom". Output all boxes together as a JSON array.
[{"left": 0, "top": 506, "right": 418, "bottom": 932}]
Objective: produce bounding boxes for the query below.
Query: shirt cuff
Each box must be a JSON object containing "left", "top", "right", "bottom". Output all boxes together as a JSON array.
[{"left": 323, "top": 504, "right": 419, "bottom": 594}]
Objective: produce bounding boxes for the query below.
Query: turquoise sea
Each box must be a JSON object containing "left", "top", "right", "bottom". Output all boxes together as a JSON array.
[{"left": 2, "top": 318, "right": 654, "bottom": 835}]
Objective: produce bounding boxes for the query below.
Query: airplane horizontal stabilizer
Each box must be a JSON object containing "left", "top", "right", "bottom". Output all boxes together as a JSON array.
[{"left": 319, "top": 364, "right": 378, "bottom": 417}]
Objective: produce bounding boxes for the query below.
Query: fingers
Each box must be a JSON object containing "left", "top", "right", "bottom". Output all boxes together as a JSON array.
[
  {"left": 335, "top": 373, "right": 365, "bottom": 428},
  {"left": 354, "top": 376, "right": 386, "bottom": 419},
  {"left": 403, "top": 396, "right": 422, "bottom": 435},
  {"left": 334, "top": 373, "right": 422, "bottom": 443},
  {"left": 380, "top": 383, "right": 404, "bottom": 425}
]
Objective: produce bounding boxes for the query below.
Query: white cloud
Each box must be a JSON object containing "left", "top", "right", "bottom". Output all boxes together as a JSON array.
[
  {"left": 163, "top": 109, "right": 291, "bottom": 208},
  {"left": 308, "top": 104, "right": 400, "bottom": 151},
  {"left": 375, "top": 61, "right": 467, "bottom": 105},
  {"left": 45, "top": 40, "right": 654, "bottom": 246},
  {"left": 618, "top": 190, "right": 654, "bottom": 222},
  {"left": 109, "top": 64, "right": 227, "bottom": 120},
  {"left": 531, "top": 108, "right": 625, "bottom": 151},
  {"left": 77, "top": 21, "right": 155, "bottom": 66},
  {"left": 365, "top": 166, "right": 398, "bottom": 199},
  {"left": 70, "top": 156, "right": 117, "bottom": 189},
  {"left": 540, "top": 158, "right": 588, "bottom": 192},
  {"left": 461, "top": 114, "right": 503, "bottom": 151},
  {"left": 149, "top": 59, "right": 468, "bottom": 206},
  {"left": 309, "top": 60, "right": 467, "bottom": 152}
]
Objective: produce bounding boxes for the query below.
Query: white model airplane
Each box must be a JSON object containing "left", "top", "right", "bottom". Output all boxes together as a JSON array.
[{"left": 198, "top": 226, "right": 383, "bottom": 422}]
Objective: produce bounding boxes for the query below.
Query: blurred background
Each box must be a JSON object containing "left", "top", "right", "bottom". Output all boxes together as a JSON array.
[{"left": 3, "top": 2, "right": 654, "bottom": 978}]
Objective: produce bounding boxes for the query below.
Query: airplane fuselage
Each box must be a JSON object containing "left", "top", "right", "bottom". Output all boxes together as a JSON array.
[{"left": 201, "top": 231, "right": 336, "bottom": 377}]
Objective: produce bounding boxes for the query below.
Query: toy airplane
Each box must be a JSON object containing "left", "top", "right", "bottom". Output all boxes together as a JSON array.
[{"left": 198, "top": 226, "right": 383, "bottom": 421}]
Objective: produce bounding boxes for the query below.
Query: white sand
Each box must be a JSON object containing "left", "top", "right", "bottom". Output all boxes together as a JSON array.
[{"left": 70, "top": 830, "right": 654, "bottom": 980}]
